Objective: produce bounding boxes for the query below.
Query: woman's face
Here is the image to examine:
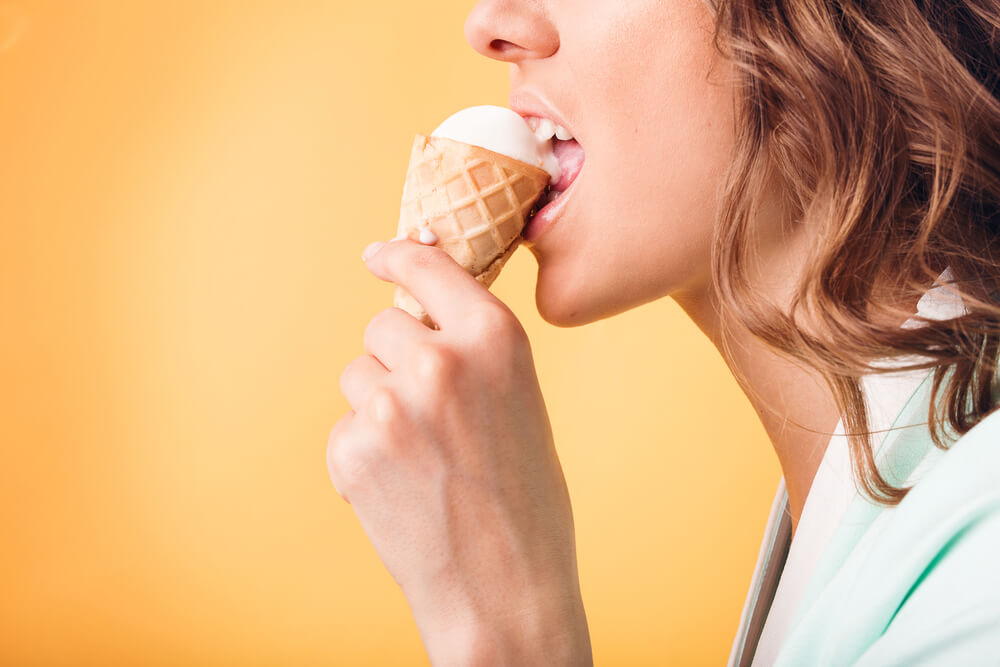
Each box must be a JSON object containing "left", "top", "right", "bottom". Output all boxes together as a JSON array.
[{"left": 465, "top": 0, "right": 737, "bottom": 325}]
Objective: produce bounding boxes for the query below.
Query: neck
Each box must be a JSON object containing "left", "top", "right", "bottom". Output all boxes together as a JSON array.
[
  {"left": 668, "top": 183, "right": 929, "bottom": 537},
  {"left": 672, "top": 284, "right": 841, "bottom": 538}
]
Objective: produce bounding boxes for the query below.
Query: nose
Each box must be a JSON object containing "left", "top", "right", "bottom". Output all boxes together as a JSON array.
[{"left": 464, "top": 0, "right": 559, "bottom": 62}]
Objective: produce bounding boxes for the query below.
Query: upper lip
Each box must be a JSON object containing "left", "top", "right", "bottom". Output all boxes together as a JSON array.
[{"left": 510, "top": 90, "right": 578, "bottom": 142}]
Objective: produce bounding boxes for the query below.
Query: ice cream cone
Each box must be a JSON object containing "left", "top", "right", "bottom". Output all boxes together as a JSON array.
[{"left": 394, "top": 134, "right": 550, "bottom": 327}]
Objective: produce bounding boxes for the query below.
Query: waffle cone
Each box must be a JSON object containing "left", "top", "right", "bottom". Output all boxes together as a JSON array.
[{"left": 393, "top": 134, "right": 550, "bottom": 326}]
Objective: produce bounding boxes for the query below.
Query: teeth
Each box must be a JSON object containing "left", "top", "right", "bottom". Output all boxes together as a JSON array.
[
  {"left": 524, "top": 115, "right": 575, "bottom": 141},
  {"left": 534, "top": 118, "right": 556, "bottom": 141}
]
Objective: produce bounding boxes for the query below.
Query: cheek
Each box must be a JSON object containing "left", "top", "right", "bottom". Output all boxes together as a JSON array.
[
  {"left": 532, "top": 176, "right": 716, "bottom": 327},
  {"left": 534, "top": 12, "right": 734, "bottom": 326}
]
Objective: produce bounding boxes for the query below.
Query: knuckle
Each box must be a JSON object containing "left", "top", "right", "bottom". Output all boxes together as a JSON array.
[
  {"left": 466, "top": 302, "right": 525, "bottom": 346},
  {"left": 327, "top": 417, "right": 347, "bottom": 453},
  {"left": 368, "top": 385, "right": 403, "bottom": 426},
  {"left": 326, "top": 424, "right": 387, "bottom": 496},
  {"left": 411, "top": 342, "right": 456, "bottom": 385},
  {"left": 328, "top": 442, "right": 368, "bottom": 495},
  {"left": 339, "top": 356, "right": 362, "bottom": 393},
  {"left": 326, "top": 419, "right": 357, "bottom": 487},
  {"left": 363, "top": 307, "right": 396, "bottom": 351}
]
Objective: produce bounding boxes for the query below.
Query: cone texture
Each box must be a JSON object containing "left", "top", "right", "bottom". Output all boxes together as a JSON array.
[{"left": 394, "top": 134, "right": 550, "bottom": 326}]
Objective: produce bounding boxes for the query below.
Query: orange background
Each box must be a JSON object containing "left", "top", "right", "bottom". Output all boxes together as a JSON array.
[{"left": 0, "top": 2, "right": 779, "bottom": 664}]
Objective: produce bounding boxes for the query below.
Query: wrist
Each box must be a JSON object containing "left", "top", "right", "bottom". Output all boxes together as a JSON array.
[{"left": 418, "top": 590, "right": 592, "bottom": 666}]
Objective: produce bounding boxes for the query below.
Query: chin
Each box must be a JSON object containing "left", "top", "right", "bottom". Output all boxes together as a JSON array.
[
  {"left": 535, "top": 293, "right": 590, "bottom": 328},
  {"left": 533, "top": 265, "right": 627, "bottom": 327},
  {"left": 531, "top": 248, "right": 692, "bottom": 327}
]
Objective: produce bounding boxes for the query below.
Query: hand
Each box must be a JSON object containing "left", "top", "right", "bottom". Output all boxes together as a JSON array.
[{"left": 328, "top": 239, "right": 592, "bottom": 665}]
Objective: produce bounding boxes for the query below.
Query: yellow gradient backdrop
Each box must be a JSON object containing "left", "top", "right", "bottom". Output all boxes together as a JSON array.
[{"left": 0, "top": 2, "right": 780, "bottom": 664}]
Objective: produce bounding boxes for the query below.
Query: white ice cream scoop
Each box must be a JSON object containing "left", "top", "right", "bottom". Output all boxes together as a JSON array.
[
  {"left": 392, "top": 106, "right": 553, "bottom": 325},
  {"left": 431, "top": 105, "right": 561, "bottom": 182}
]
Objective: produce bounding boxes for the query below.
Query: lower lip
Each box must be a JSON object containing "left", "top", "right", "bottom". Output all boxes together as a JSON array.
[{"left": 522, "top": 170, "right": 582, "bottom": 243}]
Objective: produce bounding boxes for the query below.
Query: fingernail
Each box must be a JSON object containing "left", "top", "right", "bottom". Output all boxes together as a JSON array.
[{"left": 362, "top": 241, "right": 386, "bottom": 262}]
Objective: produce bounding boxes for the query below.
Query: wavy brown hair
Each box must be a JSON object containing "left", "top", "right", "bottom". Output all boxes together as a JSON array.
[{"left": 708, "top": 0, "right": 1000, "bottom": 504}]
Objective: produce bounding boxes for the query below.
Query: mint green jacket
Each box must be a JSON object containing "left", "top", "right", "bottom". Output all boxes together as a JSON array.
[{"left": 774, "top": 372, "right": 1000, "bottom": 665}]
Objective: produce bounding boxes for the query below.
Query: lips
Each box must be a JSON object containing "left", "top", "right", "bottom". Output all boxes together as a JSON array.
[
  {"left": 529, "top": 135, "right": 585, "bottom": 234},
  {"left": 524, "top": 167, "right": 582, "bottom": 242},
  {"left": 512, "top": 93, "right": 586, "bottom": 240}
]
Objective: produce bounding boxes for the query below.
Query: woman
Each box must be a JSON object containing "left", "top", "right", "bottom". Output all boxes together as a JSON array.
[{"left": 328, "top": 0, "right": 1000, "bottom": 663}]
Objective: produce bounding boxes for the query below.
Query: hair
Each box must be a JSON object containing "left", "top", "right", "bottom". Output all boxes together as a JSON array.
[{"left": 707, "top": 0, "right": 1000, "bottom": 505}]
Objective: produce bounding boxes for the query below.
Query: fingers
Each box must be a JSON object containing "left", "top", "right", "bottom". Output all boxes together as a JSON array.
[
  {"left": 363, "top": 239, "right": 501, "bottom": 330},
  {"left": 341, "top": 305, "right": 434, "bottom": 420},
  {"left": 363, "top": 307, "right": 431, "bottom": 371},
  {"left": 340, "top": 354, "right": 388, "bottom": 412},
  {"left": 326, "top": 412, "right": 355, "bottom": 503}
]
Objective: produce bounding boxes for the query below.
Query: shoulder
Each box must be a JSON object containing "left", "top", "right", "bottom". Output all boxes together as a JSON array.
[
  {"left": 855, "top": 409, "right": 1000, "bottom": 664},
  {"left": 878, "top": 404, "right": 1000, "bottom": 568},
  {"left": 856, "top": 508, "right": 1000, "bottom": 665},
  {"left": 920, "top": 404, "right": 1000, "bottom": 498},
  {"left": 773, "top": 404, "right": 1000, "bottom": 665}
]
